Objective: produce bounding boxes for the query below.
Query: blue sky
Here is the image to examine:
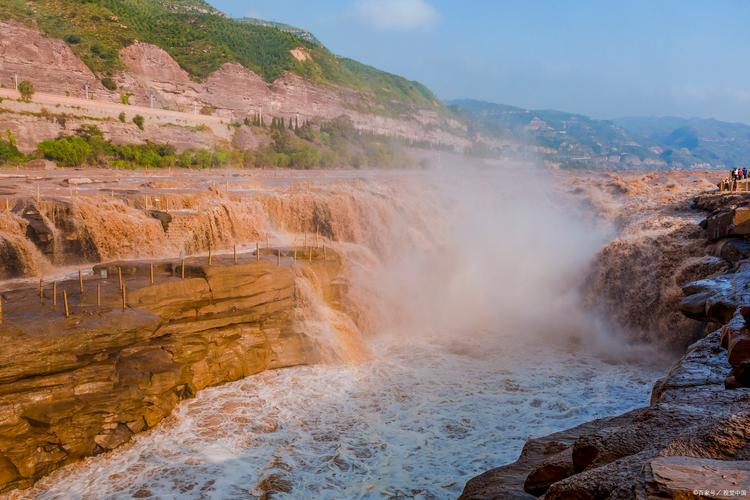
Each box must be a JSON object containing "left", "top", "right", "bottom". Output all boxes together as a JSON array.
[{"left": 209, "top": 0, "right": 750, "bottom": 123}]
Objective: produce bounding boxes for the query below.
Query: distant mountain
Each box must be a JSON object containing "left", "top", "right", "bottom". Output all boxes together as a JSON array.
[
  {"left": 451, "top": 99, "right": 750, "bottom": 169},
  {"left": 614, "top": 116, "right": 750, "bottom": 168}
]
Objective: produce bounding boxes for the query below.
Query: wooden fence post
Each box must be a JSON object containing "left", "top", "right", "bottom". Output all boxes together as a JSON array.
[
  {"left": 39, "top": 279, "right": 43, "bottom": 303},
  {"left": 53, "top": 282, "right": 58, "bottom": 307},
  {"left": 233, "top": 244, "right": 237, "bottom": 264},
  {"left": 122, "top": 285, "right": 127, "bottom": 311},
  {"left": 118, "top": 267, "right": 123, "bottom": 291},
  {"left": 181, "top": 258, "right": 186, "bottom": 279},
  {"left": 79, "top": 270, "right": 84, "bottom": 295},
  {"left": 97, "top": 283, "right": 101, "bottom": 308},
  {"left": 208, "top": 243, "right": 213, "bottom": 266},
  {"left": 150, "top": 263, "right": 155, "bottom": 285},
  {"left": 63, "top": 290, "right": 70, "bottom": 318},
  {"left": 256, "top": 242, "right": 260, "bottom": 262}
]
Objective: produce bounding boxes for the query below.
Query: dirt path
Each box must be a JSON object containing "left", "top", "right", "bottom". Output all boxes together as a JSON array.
[{"left": 0, "top": 88, "right": 232, "bottom": 139}]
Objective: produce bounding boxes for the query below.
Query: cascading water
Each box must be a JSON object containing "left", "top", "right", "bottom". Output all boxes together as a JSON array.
[{"left": 1, "top": 167, "right": 720, "bottom": 499}]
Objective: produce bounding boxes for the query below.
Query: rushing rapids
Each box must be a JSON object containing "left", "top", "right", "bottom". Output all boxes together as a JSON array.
[{"left": 0, "top": 166, "right": 729, "bottom": 498}]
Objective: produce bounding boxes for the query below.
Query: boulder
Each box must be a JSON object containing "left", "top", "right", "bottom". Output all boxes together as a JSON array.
[
  {"left": 679, "top": 291, "right": 712, "bottom": 321},
  {"left": 704, "top": 206, "right": 750, "bottom": 241},
  {"left": 64, "top": 177, "right": 93, "bottom": 186},
  {"left": 523, "top": 447, "right": 574, "bottom": 496},
  {"left": 638, "top": 457, "right": 750, "bottom": 500}
]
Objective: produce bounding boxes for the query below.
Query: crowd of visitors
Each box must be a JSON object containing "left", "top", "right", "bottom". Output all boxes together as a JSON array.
[{"left": 720, "top": 167, "right": 749, "bottom": 191}]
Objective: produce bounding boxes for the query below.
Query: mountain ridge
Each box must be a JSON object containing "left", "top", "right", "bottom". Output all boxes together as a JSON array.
[
  {"left": 0, "top": 0, "right": 442, "bottom": 114},
  {"left": 451, "top": 98, "right": 750, "bottom": 169}
]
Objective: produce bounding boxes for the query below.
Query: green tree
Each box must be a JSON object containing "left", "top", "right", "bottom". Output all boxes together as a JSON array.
[
  {"left": 38, "top": 136, "right": 93, "bottom": 167},
  {"left": 17, "top": 81, "right": 34, "bottom": 102},
  {"left": 101, "top": 78, "right": 117, "bottom": 91}
]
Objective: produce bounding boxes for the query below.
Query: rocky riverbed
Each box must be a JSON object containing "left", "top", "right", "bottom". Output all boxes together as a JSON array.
[{"left": 461, "top": 190, "right": 750, "bottom": 500}]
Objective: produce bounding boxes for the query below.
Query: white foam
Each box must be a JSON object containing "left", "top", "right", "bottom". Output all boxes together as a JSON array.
[{"left": 20, "top": 334, "right": 662, "bottom": 500}]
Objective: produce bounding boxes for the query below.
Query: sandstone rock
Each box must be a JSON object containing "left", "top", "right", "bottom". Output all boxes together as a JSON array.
[
  {"left": 0, "top": 22, "right": 107, "bottom": 100},
  {"left": 523, "top": 447, "right": 574, "bottom": 496},
  {"left": 713, "top": 237, "right": 750, "bottom": 264},
  {"left": 704, "top": 206, "right": 750, "bottom": 241},
  {"left": 64, "top": 177, "right": 93, "bottom": 186},
  {"left": 679, "top": 290, "right": 713, "bottom": 321},
  {"left": 0, "top": 254, "right": 347, "bottom": 493},
  {"left": 639, "top": 457, "right": 750, "bottom": 500},
  {"left": 146, "top": 210, "right": 172, "bottom": 231},
  {"left": 24, "top": 159, "right": 56, "bottom": 170}
]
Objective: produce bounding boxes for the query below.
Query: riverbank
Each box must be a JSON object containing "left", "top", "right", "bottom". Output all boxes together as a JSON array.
[
  {"left": 0, "top": 167, "right": 732, "bottom": 496},
  {"left": 0, "top": 248, "right": 357, "bottom": 492},
  {"left": 461, "top": 190, "right": 750, "bottom": 499}
]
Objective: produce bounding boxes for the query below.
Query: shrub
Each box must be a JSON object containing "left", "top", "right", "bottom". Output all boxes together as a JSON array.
[
  {"left": 0, "top": 130, "right": 23, "bottom": 165},
  {"left": 65, "top": 34, "right": 81, "bottom": 44},
  {"left": 120, "top": 94, "right": 130, "bottom": 105},
  {"left": 118, "top": 112, "right": 126, "bottom": 123},
  {"left": 38, "top": 136, "right": 93, "bottom": 167},
  {"left": 17, "top": 81, "right": 34, "bottom": 102},
  {"left": 199, "top": 105, "right": 214, "bottom": 116},
  {"left": 101, "top": 78, "right": 117, "bottom": 91},
  {"left": 133, "top": 115, "right": 145, "bottom": 130}
]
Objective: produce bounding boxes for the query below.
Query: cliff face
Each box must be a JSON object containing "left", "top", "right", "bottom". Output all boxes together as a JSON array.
[
  {"left": 461, "top": 190, "right": 750, "bottom": 500},
  {"left": 0, "top": 21, "right": 469, "bottom": 151},
  {"left": 0, "top": 252, "right": 349, "bottom": 492}
]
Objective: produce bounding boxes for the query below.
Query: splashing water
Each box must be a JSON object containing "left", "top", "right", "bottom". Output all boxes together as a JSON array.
[
  {"left": 4, "top": 166, "right": 701, "bottom": 498},
  {"left": 18, "top": 333, "right": 660, "bottom": 500}
]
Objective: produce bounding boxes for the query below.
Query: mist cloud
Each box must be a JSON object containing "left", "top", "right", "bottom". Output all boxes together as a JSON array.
[{"left": 354, "top": 0, "right": 438, "bottom": 31}]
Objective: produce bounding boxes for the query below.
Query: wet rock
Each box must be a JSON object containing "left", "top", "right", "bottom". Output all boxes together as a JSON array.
[
  {"left": 704, "top": 206, "right": 750, "bottom": 241},
  {"left": 146, "top": 210, "right": 172, "bottom": 231},
  {"left": 712, "top": 237, "right": 750, "bottom": 264},
  {"left": 0, "top": 256, "right": 346, "bottom": 493},
  {"left": 523, "top": 447, "right": 574, "bottom": 496},
  {"left": 679, "top": 290, "right": 713, "bottom": 321}
]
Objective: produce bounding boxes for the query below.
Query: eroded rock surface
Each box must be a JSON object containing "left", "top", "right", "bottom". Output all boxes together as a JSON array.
[{"left": 0, "top": 253, "right": 346, "bottom": 492}]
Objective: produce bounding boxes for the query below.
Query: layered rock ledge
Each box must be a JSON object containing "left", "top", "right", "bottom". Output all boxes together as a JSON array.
[
  {"left": 461, "top": 192, "right": 750, "bottom": 499},
  {"left": 0, "top": 249, "right": 344, "bottom": 492}
]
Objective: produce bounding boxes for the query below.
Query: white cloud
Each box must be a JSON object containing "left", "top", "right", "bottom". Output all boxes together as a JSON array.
[{"left": 354, "top": 0, "right": 438, "bottom": 31}]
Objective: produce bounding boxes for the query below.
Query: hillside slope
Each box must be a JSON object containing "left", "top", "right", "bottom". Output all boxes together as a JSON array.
[
  {"left": 0, "top": 0, "right": 441, "bottom": 115},
  {"left": 0, "top": 3, "right": 469, "bottom": 160},
  {"left": 452, "top": 99, "right": 749, "bottom": 169}
]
